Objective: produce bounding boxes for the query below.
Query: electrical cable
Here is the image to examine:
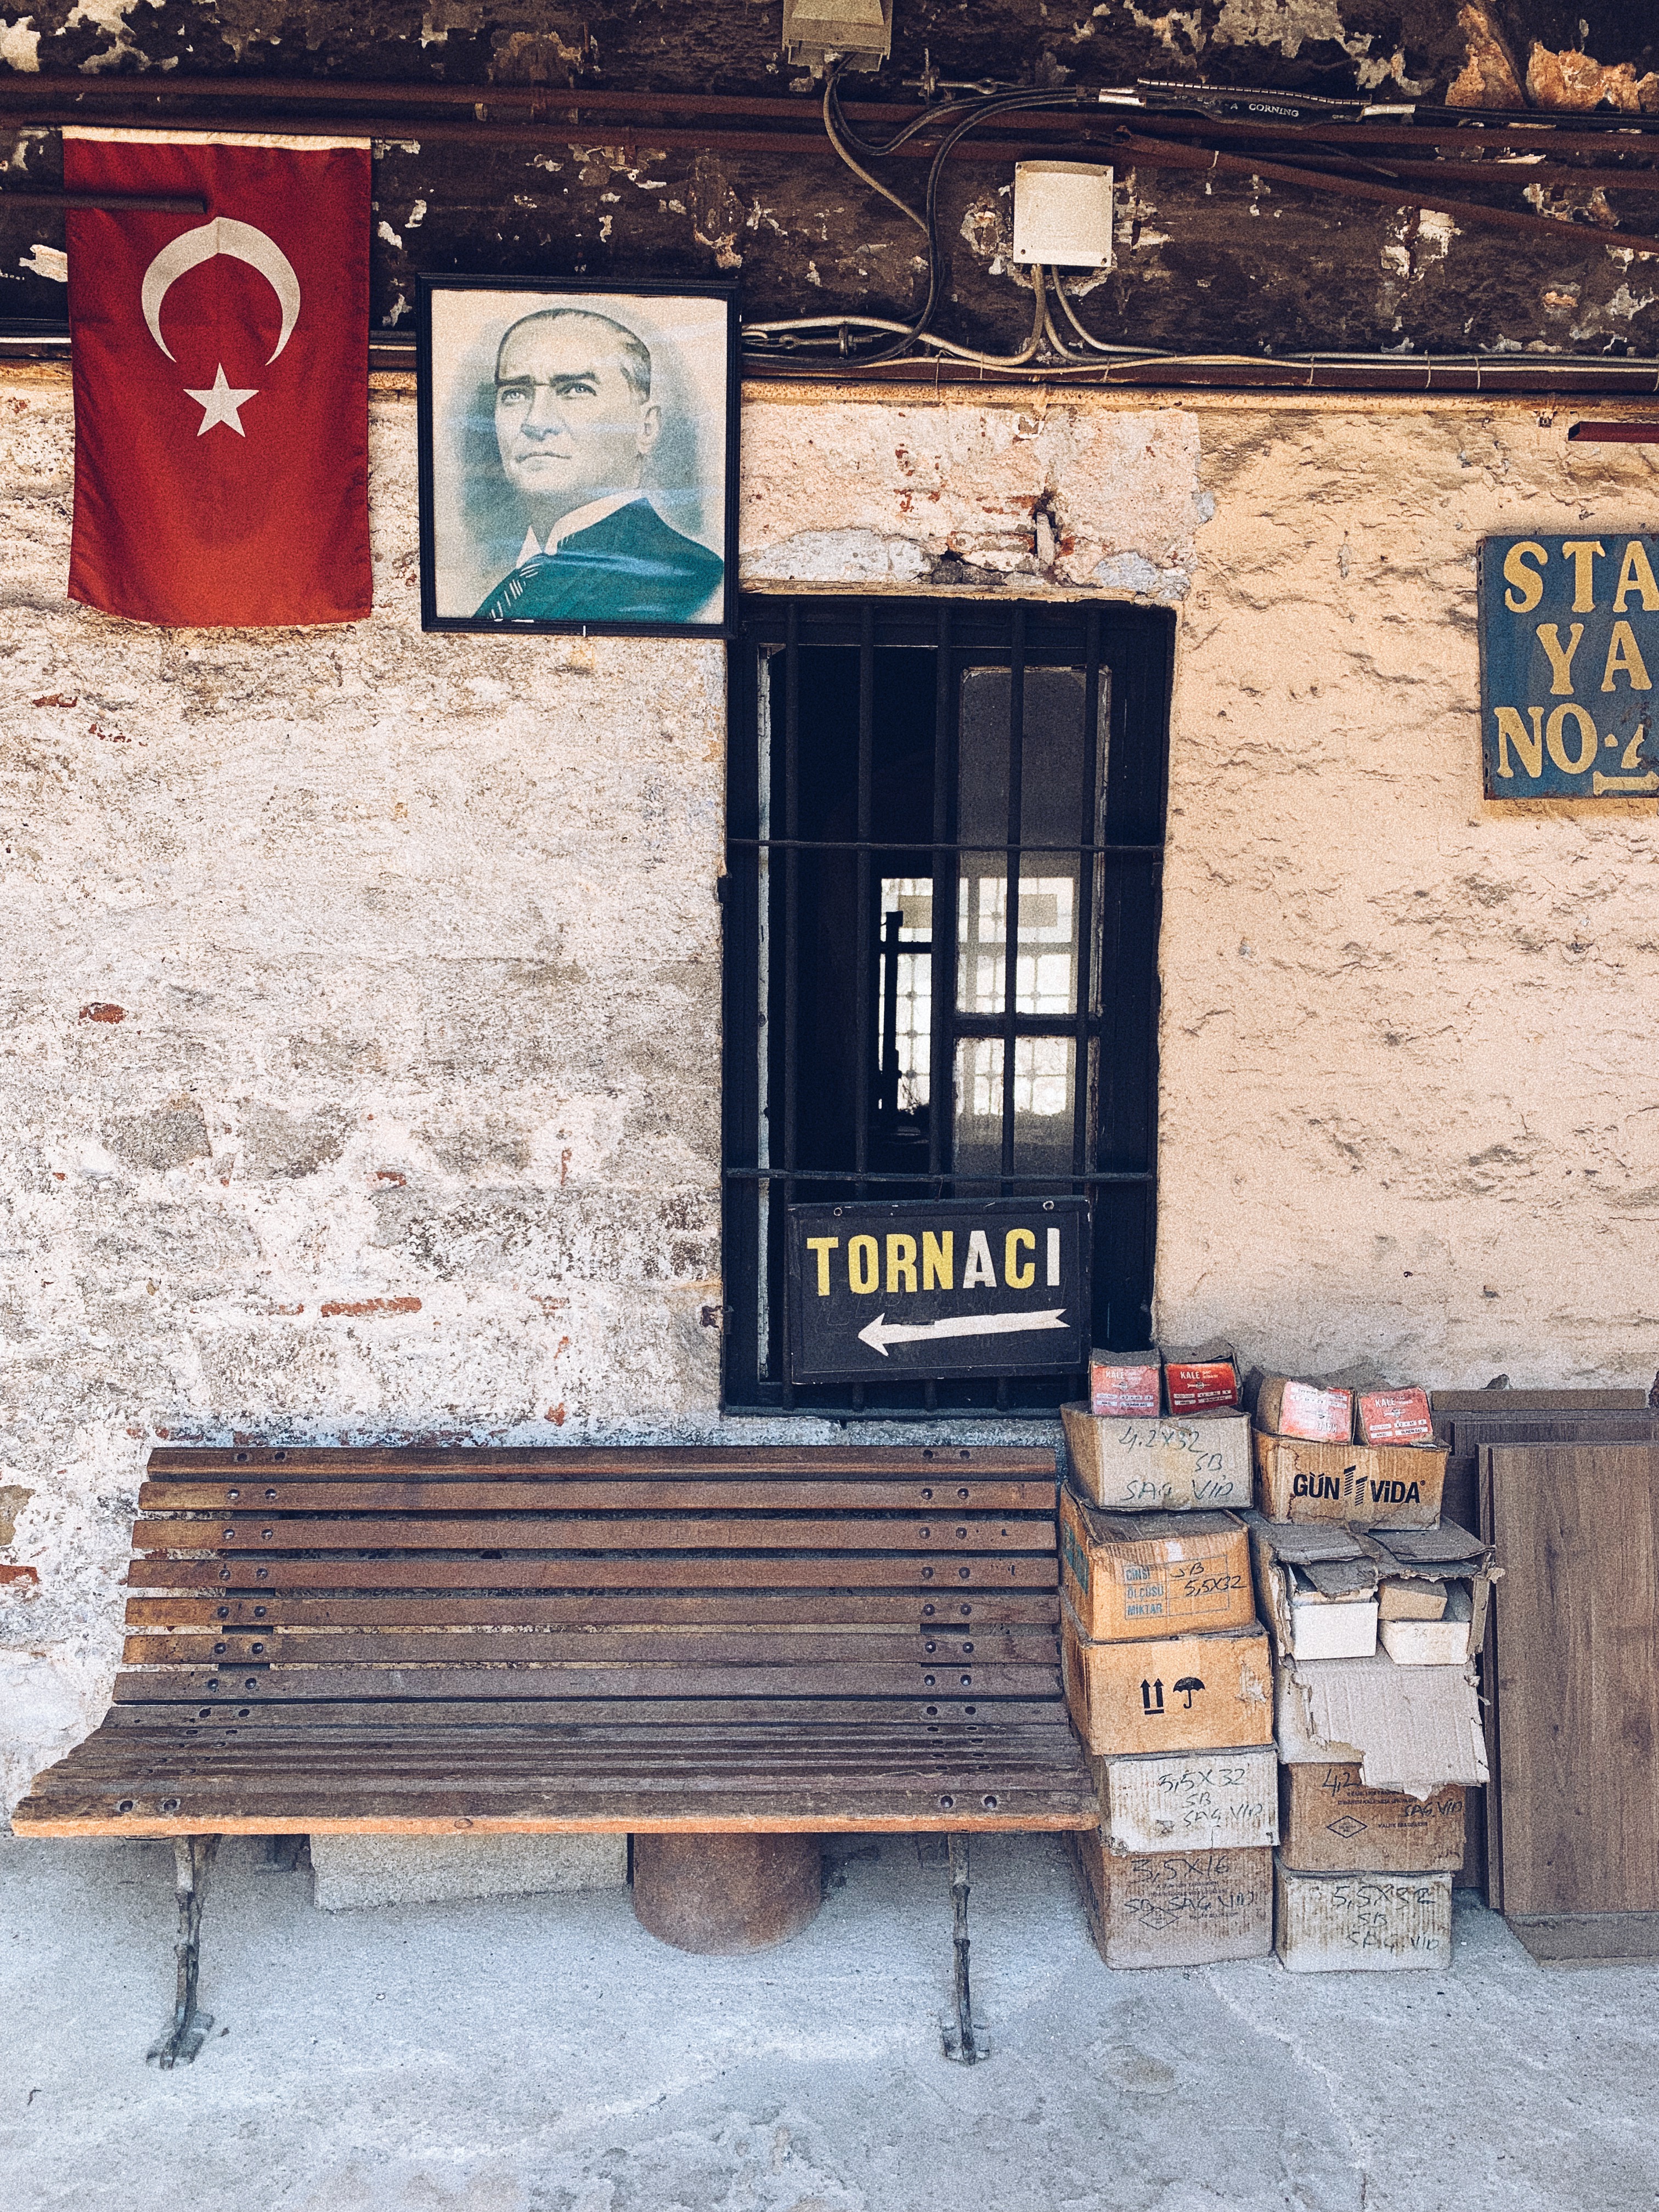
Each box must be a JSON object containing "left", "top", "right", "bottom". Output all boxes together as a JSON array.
[
  {"left": 746, "top": 261, "right": 1048, "bottom": 368},
  {"left": 742, "top": 67, "right": 1659, "bottom": 378},
  {"left": 856, "top": 84, "right": 1086, "bottom": 365},
  {"left": 1051, "top": 269, "right": 1145, "bottom": 356},
  {"left": 821, "top": 68, "right": 929, "bottom": 233}
]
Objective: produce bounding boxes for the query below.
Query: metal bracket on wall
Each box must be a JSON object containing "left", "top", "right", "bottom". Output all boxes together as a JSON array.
[
  {"left": 147, "top": 1835, "right": 220, "bottom": 2068},
  {"left": 940, "top": 1833, "right": 989, "bottom": 2063}
]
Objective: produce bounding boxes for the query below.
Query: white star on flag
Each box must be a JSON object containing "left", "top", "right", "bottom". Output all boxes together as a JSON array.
[{"left": 183, "top": 364, "right": 259, "bottom": 437}]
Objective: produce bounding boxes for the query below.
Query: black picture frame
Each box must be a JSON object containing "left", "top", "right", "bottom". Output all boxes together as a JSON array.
[{"left": 415, "top": 274, "right": 738, "bottom": 638}]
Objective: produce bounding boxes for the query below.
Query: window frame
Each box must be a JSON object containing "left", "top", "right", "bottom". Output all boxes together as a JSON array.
[{"left": 721, "top": 592, "right": 1175, "bottom": 1418}]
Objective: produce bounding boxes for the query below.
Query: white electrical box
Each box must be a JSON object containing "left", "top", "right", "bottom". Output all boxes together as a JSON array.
[
  {"left": 782, "top": 0, "right": 892, "bottom": 70},
  {"left": 1011, "top": 161, "right": 1115, "bottom": 270}
]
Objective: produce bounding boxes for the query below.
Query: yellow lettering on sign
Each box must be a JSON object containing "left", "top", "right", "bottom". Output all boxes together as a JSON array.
[
  {"left": 1561, "top": 540, "right": 1606, "bottom": 612},
  {"left": 1492, "top": 708, "right": 1544, "bottom": 780},
  {"left": 1601, "top": 620, "right": 1654, "bottom": 693},
  {"left": 848, "top": 1235, "right": 879, "bottom": 1295},
  {"left": 1503, "top": 540, "right": 1548, "bottom": 613},
  {"left": 805, "top": 1236, "right": 839, "bottom": 1296},
  {"left": 1547, "top": 703, "right": 1598, "bottom": 776},
  {"left": 1005, "top": 1228, "right": 1036, "bottom": 1290},
  {"left": 922, "top": 1232, "right": 954, "bottom": 1290},
  {"left": 886, "top": 1234, "right": 918, "bottom": 1295},
  {"left": 1537, "top": 622, "right": 1584, "bottom": 695},
  {"left": 963, "top": 1230, "right": 997, "bottom": 1289},
  {"left": 1614, "top": 540, "right": 1659, "bottom": 613}
]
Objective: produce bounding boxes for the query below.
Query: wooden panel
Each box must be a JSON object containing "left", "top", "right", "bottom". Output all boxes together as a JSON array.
[
  {"left": 131, "top": 1514, "right": 1055, "bottom": 1553},
  {"left": 139, "top": 1479, "right": 1049, "bottom": 1512},
  {"left": 126, "top": 1554, "right": 1060, "bottom": 1590},
  {"left": 122, "top": 1591, "right": 1062, "bottom": 1629},
  {"left": 1490, "top": 1444, "right": 1659, "bottom": 1917}
]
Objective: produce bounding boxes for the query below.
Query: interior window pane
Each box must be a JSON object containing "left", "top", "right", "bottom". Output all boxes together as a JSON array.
[
  {"left": 878, "top": 875, "right": 933, "bottom": 1116},
  {"left": 956, "top": 666, "right": 1105, "bottom": 1020},
  {"left": 952, "top": 1035, "right": 1077, "bottom": 1189}
]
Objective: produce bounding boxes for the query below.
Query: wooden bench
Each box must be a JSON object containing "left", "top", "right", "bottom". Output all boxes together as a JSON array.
[{"left": 14, "top": 1443, "right": 1096, "bottom": 2064}]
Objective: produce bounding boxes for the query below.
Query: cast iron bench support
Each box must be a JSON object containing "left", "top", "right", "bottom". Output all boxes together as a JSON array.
[{"left": 148, "top": 1835, "right": 218, "bottom": 2069}]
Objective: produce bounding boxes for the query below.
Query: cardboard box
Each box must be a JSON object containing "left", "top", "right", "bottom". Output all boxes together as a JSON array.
[
  {"left": 1061, "top": 1609, "right": 1273, "bottom": 1756},
  {"left": 1089, "top": 1348, "right": 1161, "bottom": 1419},
  {"left": 1074, "top": 1833, "right": 1273, "bottom": 1968},
  {"left": 1254, "top": 1514, "right": 1494, "bottom": 1666},
  {"left": 1059, "top": 1490, "right": 1255, "bottom": 1643},
  {"left": 1094, "top": 1746, "right": 1279, "bottom": 1854},
  {"left": 1379, "top": 1580, "right": 1446, "bottom": 1621},
  {"left": 1163, "top": 1342, "right": 1241, "bottom": 1415},
  {"left": 1275, "top": 1649, "right": 1488, "bottom": 1795},
  {"left": 1379, "top": 1585, "right": 1474, "bottom": 1665},
  {"left": 1253, "top": 1431, "right": 1447, "bottom": 1531},
  {"left": 1255, "top": 1375, "right": 1353, "bottom": 1443},
  {"left": 1062, "top": 1403, "right": 1251, "bottom": 1513},
  {"left": 1251, "top": 1520, "right": 1379, "bottom": 1661},
  {"left": 1356, "top": 1387, "right": 1434, "bottom": 1447},
  {"left": 1279, "top": 1762, "right": 1465, "bottom": 1874},
  {"left": 1274, "top": 1859, "right": 1453, "bottom": 1972}
]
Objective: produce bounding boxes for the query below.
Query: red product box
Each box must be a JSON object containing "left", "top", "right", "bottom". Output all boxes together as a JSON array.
[
  {"left": 1356, "top": 1387, "right": 1435, "bottom": 1447},
  {"left": 1164, "top": 1351, "right": 1241, "bottom": 1414},
  {"left": 1090, "top": 1350, "right": 1162, "bottom": 1419}
]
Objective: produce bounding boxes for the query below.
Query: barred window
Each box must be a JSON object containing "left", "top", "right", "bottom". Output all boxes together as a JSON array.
[{"left": 722, "top": 596, "right": 1172, "bottom": 1417}]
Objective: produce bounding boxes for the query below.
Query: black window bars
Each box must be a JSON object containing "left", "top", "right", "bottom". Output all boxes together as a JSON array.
[{"left": 723, "top": 594, "right": 1174, "bottom": 1417}]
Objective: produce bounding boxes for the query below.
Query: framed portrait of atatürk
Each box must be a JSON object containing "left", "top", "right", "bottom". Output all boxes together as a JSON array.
[{"left": 416, "top": 276, "right": 737, "bottom": 636}]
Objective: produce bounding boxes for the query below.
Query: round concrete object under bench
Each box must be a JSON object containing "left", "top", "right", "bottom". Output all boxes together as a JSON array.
[{"left": 631, "top": 1834, "right": 822, "bottom": 1953}]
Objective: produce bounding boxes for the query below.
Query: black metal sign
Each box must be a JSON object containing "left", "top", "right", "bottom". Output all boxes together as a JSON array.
[{"left": 786, "top": 1198, "right": 1090, "bottom": 1383}]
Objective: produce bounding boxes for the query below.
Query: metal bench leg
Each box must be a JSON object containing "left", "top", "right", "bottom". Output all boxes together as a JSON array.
[
  {"left": 940, "top": 1835, "right": 988, "bottom": 2063},
  {"left": 148, "top": 1836, "right": 219, "bottom": 2069}
]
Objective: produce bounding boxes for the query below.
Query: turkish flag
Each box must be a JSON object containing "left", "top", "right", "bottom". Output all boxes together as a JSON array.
[{"left": 64, "top": 129, "right": 371, "bottom": 628}]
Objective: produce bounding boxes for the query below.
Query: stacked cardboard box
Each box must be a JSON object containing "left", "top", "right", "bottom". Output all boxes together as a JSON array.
[
  {"left": 1060, "top": 1346, "right": 1276, "bottom": 1967},
  {"left": 1247, "top": 1374, "right": 1496, "bottom": 1971}
]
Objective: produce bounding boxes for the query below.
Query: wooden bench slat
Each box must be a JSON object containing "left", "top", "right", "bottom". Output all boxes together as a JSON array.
[
  {"left": 122, "top": 1591, "right": 1062, "bottom": 1629},
  {"left": 131, "top": 1514, "right": 1054, "bottom": 1553},
  {"left": 99, "top": 1696, "right": 1070, "bottom": 1726},
  {"left": 35, "top": 1745, "right": 1091, "bottom": 1790},
  {"left": 145, "top": 1447, "right": 1057, "bottom": 1477},
  {"left": 139, "top": 1480, "right": 1050, "bottom": 1512},
  {"left": 112, "top": 1661, "right": 1062, "bottom": 1701},
  {"left": 124, "top": 1628, "right": 1059, "bottom": 1665},
  {"left": 126, "top": 1555, "right": 1060, "bottom": 1591}
]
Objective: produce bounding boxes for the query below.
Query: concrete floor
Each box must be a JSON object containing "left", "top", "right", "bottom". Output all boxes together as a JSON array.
[{"left": 0, "top": 1831, "right": 1652, "bottom": 2212}]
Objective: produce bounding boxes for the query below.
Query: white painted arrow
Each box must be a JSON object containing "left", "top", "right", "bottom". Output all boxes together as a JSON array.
[{"left": 857, "top": 1308, "right": 1069, "bottom": 1357}]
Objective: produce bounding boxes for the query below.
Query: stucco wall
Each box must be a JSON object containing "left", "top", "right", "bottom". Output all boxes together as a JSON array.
[{"left": 2, "top": 367, "right": 1656, "bottom": 1809}]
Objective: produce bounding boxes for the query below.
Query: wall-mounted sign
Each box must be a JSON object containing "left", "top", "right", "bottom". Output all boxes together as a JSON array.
[
  {"left": 1479, "top": 533, "right": 1658, "bottom": 799},
  {"left": 786, "top": 1198, "right": 1090, "bottom": 1383}
]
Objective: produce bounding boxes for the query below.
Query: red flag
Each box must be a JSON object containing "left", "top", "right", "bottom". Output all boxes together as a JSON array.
[{"left": 64, "top": 129, "right": 371, "bottom": 628}]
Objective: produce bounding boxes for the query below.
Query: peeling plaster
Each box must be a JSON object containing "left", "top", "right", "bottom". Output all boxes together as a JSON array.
[{"left": 0, "top": 15, "right": 38, "bottom": 69}]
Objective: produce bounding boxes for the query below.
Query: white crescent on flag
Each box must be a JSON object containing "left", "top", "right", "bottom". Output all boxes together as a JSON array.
[{"left": 140, "top": 217, "right": 302, "bottom": 364}]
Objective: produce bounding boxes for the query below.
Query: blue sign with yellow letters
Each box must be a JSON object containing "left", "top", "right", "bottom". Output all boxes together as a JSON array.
[{"left": 1479, "top": 533, "right": 1659, "bottom": 799}]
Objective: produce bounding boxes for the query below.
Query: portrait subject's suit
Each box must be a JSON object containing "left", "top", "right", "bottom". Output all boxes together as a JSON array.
[{"left": 475, "top": 494, "right": 724, "bottom": 624}]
